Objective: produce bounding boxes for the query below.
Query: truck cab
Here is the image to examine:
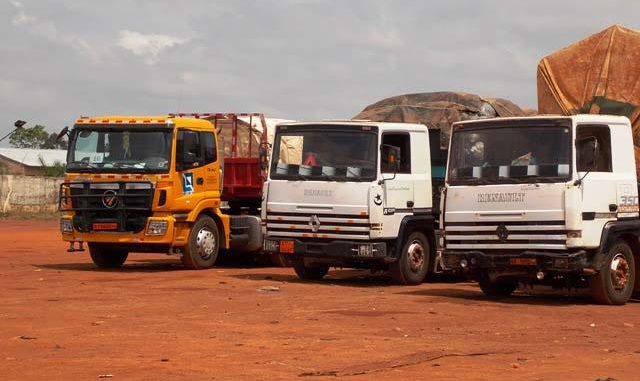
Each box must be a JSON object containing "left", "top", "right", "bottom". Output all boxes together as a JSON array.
[
  {"left": 59, "top": 115, "right": 233, "bottom": 269},
  {"left": 262, "top": 121, "right": 438, "bottom": 284},
  {"left": 440, "top": 114, "right": 640, "bottom": 304}
]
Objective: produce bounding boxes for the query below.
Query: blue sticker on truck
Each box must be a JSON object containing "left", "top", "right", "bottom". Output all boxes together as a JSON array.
[{"left": 182, "top": 172, "right": 194, "bottom": 195}]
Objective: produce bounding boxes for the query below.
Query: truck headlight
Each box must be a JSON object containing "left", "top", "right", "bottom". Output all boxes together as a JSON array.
[
  {"left": 146, "top": 220, "right": 168, "bottom": 236},
  {"left": 567, "top": 230, "right": 582, "bottom": 238},
  {"left": 60, "top": 218, "right": 73, "bottom": 234}
]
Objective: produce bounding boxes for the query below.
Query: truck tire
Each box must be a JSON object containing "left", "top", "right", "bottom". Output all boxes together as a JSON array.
[
  {"left": 182, "top": 216, "right": 220, "bottom": 269},
  {"left": 589, "top": 241, "right": 635, "bottom": 305},
  {"left": 293, "top": 262, "right": 329, "bottom": 280},
  {"left": 89, "top": 244, "right": 128, "bottom": 269},
  {"left": 478, "top": 272, "right": 518, "bottom": 298},
  {"left": 390, "top": 232, "right": 430, "bottom": 285}
]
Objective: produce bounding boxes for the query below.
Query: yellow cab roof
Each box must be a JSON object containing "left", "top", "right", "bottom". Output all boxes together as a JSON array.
[{"left": 74, "top": 115, "right": 213, "bottom": 129}]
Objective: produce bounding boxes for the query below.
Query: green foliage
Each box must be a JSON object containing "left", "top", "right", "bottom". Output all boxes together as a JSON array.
[
  {"left": 43, "top": 132, "right": 68, "bottom": 150},
  {"left": 9, "top": 125, "right": 67, "bottom": 149},
  {"left": 9, "top": 124, "right": 48, "bottom": 148}
]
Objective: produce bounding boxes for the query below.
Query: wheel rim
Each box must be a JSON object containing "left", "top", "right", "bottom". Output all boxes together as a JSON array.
[
  {"left": 610, "top": 253, "right": 630, "bottom": 291},
  {"left": 196, "top": 227, "right": 216, "bottom": 260},
  {"left": 407, "top": 240, "right": 425, "bottom": 272}
]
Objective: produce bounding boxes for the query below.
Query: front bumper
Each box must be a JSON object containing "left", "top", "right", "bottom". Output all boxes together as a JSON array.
[
  {"left": 263, "top": 237, "right": 388, "bottom": 262},
  {"left": 60, "top": 215, "right": 185, "bottom": 246},
  {"left": 443, "top": 249, "right": 589, "bottom": 273}
]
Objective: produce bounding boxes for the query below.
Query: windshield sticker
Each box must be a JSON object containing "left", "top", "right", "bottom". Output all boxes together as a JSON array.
[
  {"left": 182, "top": 173, "right": 194, "bottom": 195},
  {"left": 89, "top": 153, "right": 104, "bottom": 163}
]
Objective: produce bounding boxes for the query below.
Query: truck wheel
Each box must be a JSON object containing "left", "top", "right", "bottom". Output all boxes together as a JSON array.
[
  {"left": 293, "top": 262, "right": 329, "bottom": 280},
  {"left": 478, "top": 272, "right": 517, "bottom": 298},
  {"left": 182, "top": 216, "right": 220, "bottom": 269},
  {"left": 390, "top": 232, "right": 430, "bottom": 285},
  {"left": 589, "top": 241, "right": 635, "bottom": 305},
  {"left": 89, "top": 244, "right": 128, "bottom": 269}
]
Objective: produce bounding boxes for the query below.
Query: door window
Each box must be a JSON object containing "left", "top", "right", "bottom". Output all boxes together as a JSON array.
[
  {"left": 576, "top": 125, "right": 612, "bottom": 172},
  {"left": 176, "top": 130, "right": 203, "bottom": 170},
  {"left": 381, "top": 133, "right": 411, "bottom": 173}
]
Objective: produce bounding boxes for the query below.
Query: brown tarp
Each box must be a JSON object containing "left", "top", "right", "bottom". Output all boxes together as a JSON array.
[
  {"left": 353, "top": 91, "right": 528, "bottom": 148},
  {"left": 537, "top": 24, "right": 640, "bottom": 171}
]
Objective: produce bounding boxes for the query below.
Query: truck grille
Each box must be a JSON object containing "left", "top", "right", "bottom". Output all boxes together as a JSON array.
[
  {"left": 59, "top": 181, "right": 154, "bottom": 233},
  {"left": 444, "top": 220, "right": 567, "bottom": 250},
  {"left": 266, "top": 211, "right": 370, "bottom": 241}
]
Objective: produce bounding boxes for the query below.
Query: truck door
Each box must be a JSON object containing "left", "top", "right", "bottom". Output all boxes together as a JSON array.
[
  {"left": 176, "top": 130, "right": 220, "bottom": 204},
  {"left": 381, "top": 132, "right": 414, "bottom": 213},
  {"left": 577, "top": 123, "right": 637, "bottom": 245}
]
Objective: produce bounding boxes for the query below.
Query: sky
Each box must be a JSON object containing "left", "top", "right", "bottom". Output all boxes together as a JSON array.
[{"left": 1, "top": 0, "right": 639, "bottom": 145}]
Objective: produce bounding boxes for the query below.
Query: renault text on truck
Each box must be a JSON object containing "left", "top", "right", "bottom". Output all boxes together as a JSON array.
[
  {"left": 262, "top": 121, "right": 441, "bottom": 284},
  {"left": 440, "top": 114, "right": 640, "bottom": 304},
  {"left": 58, "top": 114, "right": 270, "bottom": 269}
]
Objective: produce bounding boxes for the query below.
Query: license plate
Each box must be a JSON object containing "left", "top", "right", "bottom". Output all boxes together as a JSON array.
[
  {"left": 510, "top": 258, "right": 537, "bottom": 266},
  {"left": 92, "top": 222, "right": 118, "bottom": 231},
  {"left": 280, "top": 240, "right": 294, "bottom": 254}
]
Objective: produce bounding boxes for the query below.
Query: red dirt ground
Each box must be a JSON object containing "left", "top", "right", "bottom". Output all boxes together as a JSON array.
[{"left": 1, "top": 220, "right": 639, "bottom": 380}]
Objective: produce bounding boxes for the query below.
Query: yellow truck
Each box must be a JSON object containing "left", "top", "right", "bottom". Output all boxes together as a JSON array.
[{"left": 58, "top": 114, "right": 269, "bottom": 269}]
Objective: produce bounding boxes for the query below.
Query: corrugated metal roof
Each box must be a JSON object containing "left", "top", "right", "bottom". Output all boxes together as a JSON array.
[{"left": 0, "top": 148, "right": 67, "bottom": 167}]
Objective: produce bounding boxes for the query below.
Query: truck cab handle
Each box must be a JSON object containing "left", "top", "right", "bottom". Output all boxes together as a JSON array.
[
  {"left": 407, "top": 201, "right": 414, "bottom": 208},
  {"left": 197, "top": 177, "right": 204, "bottom": 185}
]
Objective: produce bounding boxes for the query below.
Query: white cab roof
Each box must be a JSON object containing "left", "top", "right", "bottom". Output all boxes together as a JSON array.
[
  {"left": 453, "top": 114, "right": 631, "bottom": 127},
  {"left": 277, "top": 120, "right": 428, "bottom": 132}
]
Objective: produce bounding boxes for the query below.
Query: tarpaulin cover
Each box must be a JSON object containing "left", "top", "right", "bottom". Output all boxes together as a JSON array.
[
  {"left": 203, "top": 116, "right": 294, "bottom": 158},
  {"left": 537, "top": 24, "right": 640, "bottom": 171},
  {"left": 353, "top": 91, "right": 528, "bottom": 149}
]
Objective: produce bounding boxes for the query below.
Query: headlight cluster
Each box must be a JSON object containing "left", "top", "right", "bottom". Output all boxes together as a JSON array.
[{"left": 146, "top": 220, "right": 168, "bottom": 236}]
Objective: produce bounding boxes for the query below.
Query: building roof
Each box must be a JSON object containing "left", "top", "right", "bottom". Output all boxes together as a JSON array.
[{"left": 0, "top": 148, "right": 67, "bottom": 167}]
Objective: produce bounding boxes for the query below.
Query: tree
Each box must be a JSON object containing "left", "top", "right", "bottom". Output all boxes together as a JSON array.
[
  {"left": 43, "top": 132, "right": 68, "bottom": 150},
  {"left": 9, "top": 125, "right": 67, "bottom": 149}
]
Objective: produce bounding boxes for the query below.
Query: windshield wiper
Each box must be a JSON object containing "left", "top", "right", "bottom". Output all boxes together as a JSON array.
[
  {"left": 287, "top": 174, "right": 311, "bottom": 181},
  {"left": 319, "top": 173, "right": 342, "bottom": 181},
  {"left": 67, "top": 161, "right": 98, "bottom": 169}
]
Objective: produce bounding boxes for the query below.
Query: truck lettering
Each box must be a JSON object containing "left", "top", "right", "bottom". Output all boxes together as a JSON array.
[
  {"left": 477, "top": 192, "right": 525, "bottom": 203},
  {"left": 304, "top": 189, "right": 333, "bottom": 197}
]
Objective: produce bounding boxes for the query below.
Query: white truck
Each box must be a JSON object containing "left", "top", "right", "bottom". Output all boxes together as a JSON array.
[
  {"left": 262, "top": 121, "right": 442, "bottom": 284},
  {"left": 440, "top": 114, "right": 640, "bottom": 304}
]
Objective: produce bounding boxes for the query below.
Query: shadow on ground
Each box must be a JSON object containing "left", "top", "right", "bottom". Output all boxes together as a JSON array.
[
  {"left": 33, "top": 259, "right": 187, "bottom": 273},
  {"left": 397, "top": 286, "right": 640, "bottom": 306},
  {"left": 33, "top": 251, "right": 281, "bottom": 273}
]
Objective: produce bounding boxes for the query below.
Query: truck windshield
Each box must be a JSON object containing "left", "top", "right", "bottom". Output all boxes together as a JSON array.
[
  {"left": 270, "top": 126, "right": 377, "bottom": 182},
  {"left": 67, "top": 127, "right": 172, "bottom": 173},
  {"left": 448, "top": 125, "right": 572, "bottom": 185}
]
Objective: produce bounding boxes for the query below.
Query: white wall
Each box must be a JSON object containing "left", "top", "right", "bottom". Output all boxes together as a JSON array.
[{"left": 0, "top": 175, "right": 63, "bottom": 214}]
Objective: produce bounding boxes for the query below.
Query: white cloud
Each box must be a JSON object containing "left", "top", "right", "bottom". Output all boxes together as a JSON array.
[
  {"left": 9, "top": 3, "right": 107, "bottom": 61},
  {"left": 11, "top": 0, "right": 36, "bottom": 27},
  {"left": 116, "top": 30, "right": 189, "bottom": 65},
  {"left": 12, "top": 11, "right": 36, "bottom": 26}
]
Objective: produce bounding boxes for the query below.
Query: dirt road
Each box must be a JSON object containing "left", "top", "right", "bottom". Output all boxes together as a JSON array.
[{"left": 1, "top": 220, "right": 639, "bottom": 380}]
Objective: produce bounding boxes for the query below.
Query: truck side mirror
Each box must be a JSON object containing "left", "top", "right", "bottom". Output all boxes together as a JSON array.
[
  {"left": 259, "top": 142, "right": 270, "bottom": 172},
  {"left": 379, "top": 144, "right": 401, "bottom": 184},
  {"left": 577, "top": 136, "right": 599, "bottom": 171},
  {"left": 56, "top": 126, "right": 70, "bottom": 142}
]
